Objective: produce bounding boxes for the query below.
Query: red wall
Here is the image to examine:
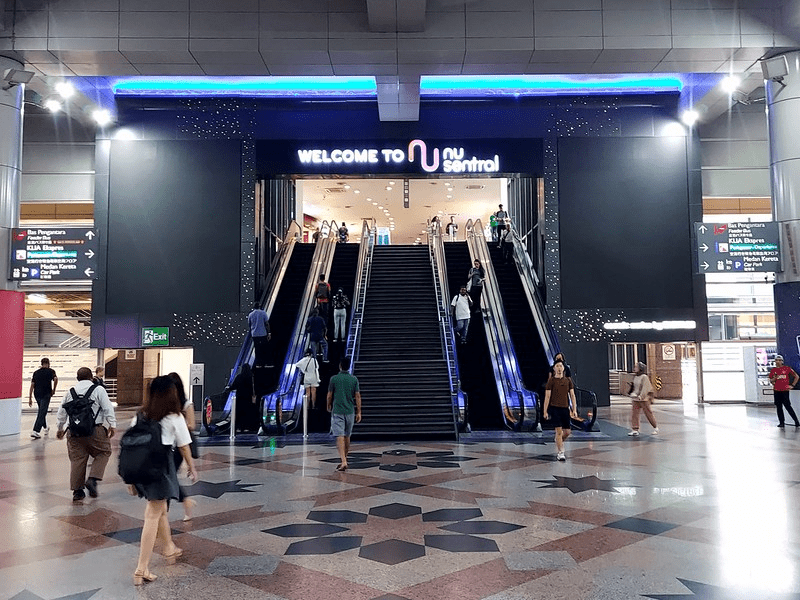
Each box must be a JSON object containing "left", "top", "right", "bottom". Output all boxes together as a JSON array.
[{"left": 0, "top": 290, "right": 24, "bottom": 399}]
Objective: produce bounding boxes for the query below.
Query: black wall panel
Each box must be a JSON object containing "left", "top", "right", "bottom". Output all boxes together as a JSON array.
[
  {"left": 106, "top": 140, "right": 242, "bottom": 314},
  {"left": 558, "top": 136, "right": 694, "bottom": 311}
]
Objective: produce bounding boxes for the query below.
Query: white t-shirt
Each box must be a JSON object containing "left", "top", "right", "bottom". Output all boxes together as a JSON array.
[{"left": 131, "top": 412, "right": 192, "bottom": 448}]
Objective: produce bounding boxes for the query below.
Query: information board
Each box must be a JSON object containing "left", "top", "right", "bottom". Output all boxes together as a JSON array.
[
  {"left": 9, "top": 227, "right": 98, "bottom": 281},
  {"left": 694, "top": 222, "right": 781, "bottom": 273}
]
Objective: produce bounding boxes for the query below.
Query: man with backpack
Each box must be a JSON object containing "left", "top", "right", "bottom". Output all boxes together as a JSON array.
[
  {"left": 55, "top": 367, "right": 117, "bottom": 502},
  {"left": 315, "top": 273, "right": 331, "bottom": 320}
]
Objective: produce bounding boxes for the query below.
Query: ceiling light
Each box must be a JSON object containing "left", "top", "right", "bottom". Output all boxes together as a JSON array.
[
  {"left": 720, "top": 75, "right": 741, "bottom": 94},
  {"left": 389, "top": 181, "right": 395, "bottom": 185},
  {"left": 680, "top": 109, "right": 699, "bottom": 126},
  {"left": 378, "top": 205, "right": 384, "bottom": 209},
  {"left": 372, "top": 202, "right": 378, "bottom": 205},
  {"left": 353, "top": 189, "right": 360, "bottom": 194},
  {"left": 343, "top": 184, "right": 351, "bottom": 189},
  {"left": 44, "top": 98, "right": 62, "bottom": 113},
  {"left": 55, "top": 81, "right": 75, "bottom": 99},
  {"left": 366, "top": 197, "right": 372, "bottom": 202},
  {"left": 385, "top": 186, "right": 392, "bottom": 191},
  {"left": 114, "top": 128, "right": 137, "bottom": 140},
  {"left": 92, "top": 109, "right": 113, "bottom": 126},
  {"left": 446, "top": 194, "right": 452, "bottom": 199}
]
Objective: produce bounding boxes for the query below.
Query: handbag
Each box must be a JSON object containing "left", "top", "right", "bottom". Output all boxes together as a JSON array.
[
  {"left": 466, "top": 280, "right": 472, "bottom": 292},
  {"left": 189, "top": 430, "right": 199, "bottom": 459}
]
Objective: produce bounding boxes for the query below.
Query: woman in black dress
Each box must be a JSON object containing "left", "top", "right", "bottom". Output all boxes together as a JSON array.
[{"left": 230, "top": 363, "right": 258, "bottom": 432}]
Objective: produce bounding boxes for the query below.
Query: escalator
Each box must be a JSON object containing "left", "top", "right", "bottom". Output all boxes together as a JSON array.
[
  {"left": 443, "top": 242, "right": 504, "bottom": 429},
  {"left": 303, "top": 243, "right": 360, "bottom": 433},
  {"left": 488, "top": 245, "right": 551, "bottom": 396}
]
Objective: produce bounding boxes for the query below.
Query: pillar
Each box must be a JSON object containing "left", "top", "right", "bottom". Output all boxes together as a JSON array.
[{"left": 0, "top": 57, "right": 26, "bottom": 435}]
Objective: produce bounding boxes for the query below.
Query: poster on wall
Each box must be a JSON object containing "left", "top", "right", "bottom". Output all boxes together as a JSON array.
[{"left": 661, "top": 344, "right": 676, "bottom": 361}]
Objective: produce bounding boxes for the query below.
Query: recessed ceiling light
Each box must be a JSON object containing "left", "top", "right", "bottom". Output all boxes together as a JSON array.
[
  {"left": 378, "top": 205, "right": 383, "bottom": 209},
  {"left": 389, "top": 181, "right": 395, "bottom": 185},
  {"left": 446, "top": 194, "right": 452, "bottom": 199},
  {"left": 372, "top": 202, "right": 378, "bottom": 205},
  {"left": 366, "top": 198, "right": 372, "bottom": 202},
  {"left": 55, "top": 81, "right": 75, "bottom": 99},
  {"left": 45, "top": 98, "right": 62, "bottom": 113},
  {"left": 385, "top": 186, "right": 392, "bottom": 191},
  {"left": 343, "top": 184, "right": 351, "bottom": 189},
  {"left": 354, "top": 189, "right": 360, "bottom": 194}
]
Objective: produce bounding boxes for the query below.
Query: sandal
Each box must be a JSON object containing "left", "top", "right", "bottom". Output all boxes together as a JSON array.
[
  {"left": 163, "top": 547, "right": 183, "bottom": 564},
  {"left": 183, "top": 498, "right": 196, "bottom": 521},
  {"left": 133, "top": 570, "right": 157, "bottom": 585},
  {"left": 335, "top": 464, "right": 348, "bottom": 472}
]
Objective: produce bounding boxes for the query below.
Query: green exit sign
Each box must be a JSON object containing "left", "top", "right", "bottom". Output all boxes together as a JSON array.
[{"left": 142, "top": 327, "right": 169, "bottom": 347}]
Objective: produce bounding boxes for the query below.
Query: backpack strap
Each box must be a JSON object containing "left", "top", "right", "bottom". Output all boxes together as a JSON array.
[
  {"left": 70, "top": 387, "right": 79, "bottom": 401},
  {"left": 84, "top": 383, "right": 100, "bottom": 421}
]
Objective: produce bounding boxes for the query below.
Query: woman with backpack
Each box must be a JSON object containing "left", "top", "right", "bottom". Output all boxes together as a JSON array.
[{"left": 131, "top": 376, "right": 196, "bottom": 585}]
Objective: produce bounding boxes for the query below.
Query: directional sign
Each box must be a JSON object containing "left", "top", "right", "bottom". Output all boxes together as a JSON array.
[
  {"left": 694, "top": 222, "right": 781, "bottom": 274},
  {"left": 189, "top": 363, "right": 204, "bottom": 387},
  {"left": 9, "top": 227, "right": 98, "bottom": 281}
]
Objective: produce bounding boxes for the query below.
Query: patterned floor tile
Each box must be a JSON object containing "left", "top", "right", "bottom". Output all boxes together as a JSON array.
[
  {"left": 369, "top": 503, "right": 422, "bottom": 520},
  {"left": 423, "top": 508, "right": 483, "bottom": 522},
  {"left": 359, "top": 539, "right": 426, "bottom": 565},
  {"left": 439, "top": 520, "right": 524, "bottom": 535},
  {"left": 284, "top": 535, "right": 362, "bottom": 555},
  {"left": 424, "top": 534, "right": 500, "bottom": 553},
  {"left": 206, "top": 554, "right": 280, "bottom": 576},
  {"left": 503, "top": 550, "right": 577, "bottom": 571},
  {"left": 605, "top": 517, "right": 680, "bottom": 536},
  {"left": 263, "top": 523, "right": 349, "bottom": 537}
]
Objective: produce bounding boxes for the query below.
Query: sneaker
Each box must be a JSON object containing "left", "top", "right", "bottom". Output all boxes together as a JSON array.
[
  {"left": 778, "top": 423, "right": 786, "bottom": 428},
  {"left": 72, "top": 489, "right": 86, "bottom": 502},
  {"left": 556, "top": 452, "right": 566, "bottom": 461},
  {"left": 85, "top": 477, "right": 99, "bottom": 498},
  {"left": 43, "top": 426, "right": 50, "bottom": 436},
  {"left": 627, "top": 430, "right": 640, "bottom": 436},
  {"left": 652, "top": 428, "right": 659, "bottom": 435},
  {"left": 30, "top": 431, "right": 41, "bottom": 439}
]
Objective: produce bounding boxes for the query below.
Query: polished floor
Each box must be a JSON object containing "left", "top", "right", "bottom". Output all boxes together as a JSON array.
[{"left": 2, "top": 400, "right": 800, "bottom": 600}]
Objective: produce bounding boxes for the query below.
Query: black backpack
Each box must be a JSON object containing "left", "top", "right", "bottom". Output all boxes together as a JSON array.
[
  {"left": 118, "top": 413, "right": 170, "bottom": 485},
  {"left": 63, "top": 384, "right": 100, "bottom": 437}
]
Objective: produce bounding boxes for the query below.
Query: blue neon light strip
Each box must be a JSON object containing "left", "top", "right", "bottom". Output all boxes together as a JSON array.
[
  {"left": 419, "top": 74, "right": 684, "bottom": 96},
  {"left": 111, "top": 76, "right": 377, "bottom": 97}
]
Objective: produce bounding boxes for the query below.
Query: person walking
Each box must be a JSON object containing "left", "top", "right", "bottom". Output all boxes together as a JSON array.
[
  {"left": 131, "top": 375, "right": 196, "bottom": 586},
  {"left": 294, "top": 348, "right": 320, "bottom": 409},
  {"left": 769, "top": 354, "right": 800, "bottom": 427},
  {"left": 467, "top": 260, "right": 485, "bottom": 313},
  {"left": 55, "top": 367, "right": 116, "bottom": 501},
  {"left": 306, "top": 308, "right": 329, "bottom": 363},
  {"left": 499, "top": 223, "right": 514, "bottom": 261},
  {"left": 543, "top": 360, "right": 578, "bottom": 461},
  {"left": 247, "top": 302, "right": 272, "bottom": 368},
  {"left": 29, "top": 357, "right": 58, "bottom": 439},
  {"left": 628, "top": 362, "right": 658, "bottom": 436},
  {"left": 331, "top": 287, "right": 350, "bottom": 342},
  {"left": 548, "top": 352, "right": 572, "bottom": 378},
  {"left": 93, "top": 365, "right": 106, "bottom": 388},
  {"left": 167, "top": 372, "right": 198, "bottom": 521},
  {"left": 493, "top": 204, "right": 508, "bottom": 241},
  {"left": 327, "top": 356, "right": 361, "bottom": 471},
  {"left": 450, "top": 286, "right": 473, "bottom": 344},
  {"left": 445, "top": 216, "right": 458, "bottom": 241}
]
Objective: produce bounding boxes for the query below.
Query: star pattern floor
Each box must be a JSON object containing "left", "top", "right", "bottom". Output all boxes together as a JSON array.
[{"left": 2, "top": 402, "right": 800, "bottom": 599}]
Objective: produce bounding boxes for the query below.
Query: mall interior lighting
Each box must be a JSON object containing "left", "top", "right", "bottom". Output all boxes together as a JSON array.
[
  {"left": 92, "top": 109, "right": 113, "bottom": 126},
  {"left": 55, "top": 81, "right": 75, "bottom": 99},
  {"left": 420, "top": 74, "right": 684, "bottom": 96},
  {"left": 681, "top": 109, "right": 699, "bottom": 126},
  {"left": 44, "top": 98, "right": 62, "bottom": 113},
  {"left": 720, "top": 75, "right": 741, "bottom": 94},
  {"left": 110, "top": 76, "right": 378, "bottom": 97}
]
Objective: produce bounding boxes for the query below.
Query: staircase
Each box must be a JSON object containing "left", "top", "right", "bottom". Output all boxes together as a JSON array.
[
  {"left": 488, "top": 245, "right": 551, "bottom": 394},
  {"left": 353, "top": 245, "right": 456, "bottom": 440}
]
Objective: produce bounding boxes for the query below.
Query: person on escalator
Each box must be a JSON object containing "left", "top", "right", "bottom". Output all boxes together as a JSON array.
[
  {"left": 499, "top": 223, "right": 513, "bottom": 261},
  {"left": 548, "top": 353, "right": 572, "bottom": 379},
  {"left": 331, "top": 288, "right": 350, "bottom": 342},
  {"left": 445, "top": 216, "right": 458, "bottom": 241},
  {"left": 467, "top": 259, "right": 485, "bottom": 313},
  {"left": 306, "top": 308, "right": 329, "bottom": 363},
  {"left": 450, "top": 286, "right": 473, "bottom": 345},
  {"left": 248, "top": 302, "right": 272, "bottom": 368},
  {"left": 338, "top": 222, "right": 349, "bottom": 243},
  {"left": 315, "top": 274, "right": 331, "bottom": 321},
  {"left": 294, "top": 348, "right": 320, "bottom": 410},
  {"left": 543, "top": 359, "right": 579, "bottom": 461}
]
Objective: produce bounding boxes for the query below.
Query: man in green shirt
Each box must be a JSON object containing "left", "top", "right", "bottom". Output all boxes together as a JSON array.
[{"left": 327, "top": 356, "right": 362, "bottom": 471}]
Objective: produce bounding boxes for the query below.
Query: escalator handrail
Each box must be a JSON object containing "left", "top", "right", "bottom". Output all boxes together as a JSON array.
[
  {"left": 227, "top": 220, "right": 303, "bottom": 387},
  {"left": 506, "top": 222, "right": 559, "bottom": 366},
  {"left": 427, "top": 218, "right": 465, "bottom": 436},
  {"left": 465, "top": 219, "right": 537, "bottom": 429},
  {"left": 347, "top": 219, "right": 377, "bottom": 371}
]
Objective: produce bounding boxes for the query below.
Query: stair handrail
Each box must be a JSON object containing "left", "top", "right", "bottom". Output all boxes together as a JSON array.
[
  {"left": 263, "top": 221, "right": 340, "bottom": 430},
  {"left": 347, "top": 219, "right": 377, "bottom": 371},
  {"left": 427, "top": 218, "right": 466, "bottom": 436},
  {"left": 465, "top": 219, "right": 537, "bottom": 429}
]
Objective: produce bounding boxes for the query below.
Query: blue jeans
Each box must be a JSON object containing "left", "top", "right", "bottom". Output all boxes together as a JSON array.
[
  {"left": 310, "top": 338, "right": 328, "bottom": 361},
  {"left": 333, "top": 308, "right": 347, "bottom": 340},
  {"left": 454, "top": 318, "right": 470, "bottom": 342}
]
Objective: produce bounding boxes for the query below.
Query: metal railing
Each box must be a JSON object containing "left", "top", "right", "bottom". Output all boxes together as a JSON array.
[
  {"left": 346, "top": 219, "right": 376, "bottom": 371},
  {"left": 427, "top": 218, "right": 466, "bottom": 435},
  {"left": 465, "top": 219, "right": 537, "bottom": 430}
]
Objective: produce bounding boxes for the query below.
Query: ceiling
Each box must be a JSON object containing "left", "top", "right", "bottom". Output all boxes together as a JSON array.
[
  {"left": 298, "top": 177, "right": 504, "bottom": 244},
  {"left": 3, "top": 0, "right": 798, "bottom": 122}
]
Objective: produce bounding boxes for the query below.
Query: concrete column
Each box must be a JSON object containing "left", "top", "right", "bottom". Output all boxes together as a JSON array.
[{"left": 0, "top": 56, "right": 25, "bottom": 435}]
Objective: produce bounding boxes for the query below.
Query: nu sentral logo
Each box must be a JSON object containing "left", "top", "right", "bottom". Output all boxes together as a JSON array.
[{"left": 142, "top": 327, "right": 169, "bottom": 347}]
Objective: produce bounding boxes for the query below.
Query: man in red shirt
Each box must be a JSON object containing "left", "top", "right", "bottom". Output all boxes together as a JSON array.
[{"left": 768, "top": 355, "right": 800, "bottom": 428}]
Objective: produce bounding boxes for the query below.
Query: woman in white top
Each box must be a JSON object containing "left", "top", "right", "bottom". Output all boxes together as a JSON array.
[
  {"left": 133, "top": 376, "right": 196, "bottom": 586},
  {"left": 628, "top": 362, "right": 658, "bottom": 436},
  {"left": 294, "top": 348, "right": 321, "bottom": 409}
]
